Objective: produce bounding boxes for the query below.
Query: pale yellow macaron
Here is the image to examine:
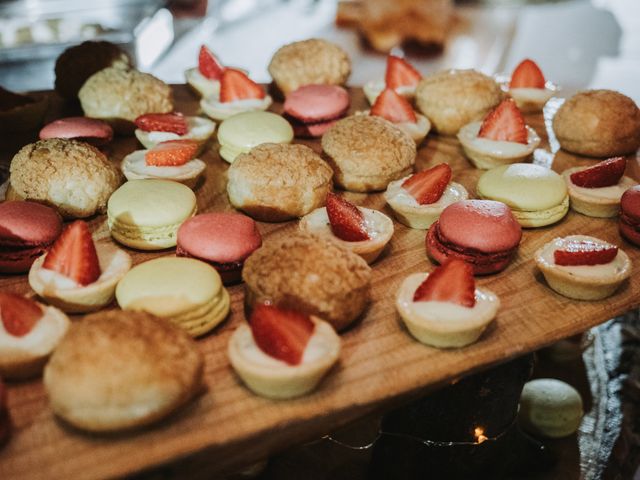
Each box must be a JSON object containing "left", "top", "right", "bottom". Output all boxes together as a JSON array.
[
  {"left": 115, "top": 256, "right": 230, "bottom": 337},
  {"left": 107, "top": 179, "right": 197, "bottom": 250},
  {"left": 477, "top": 163, "right": 568, "bottom": 228}
]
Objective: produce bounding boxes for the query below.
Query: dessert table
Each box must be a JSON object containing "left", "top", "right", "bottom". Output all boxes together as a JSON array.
[{"left": 0, "top": 84, "right": 639, "bottom": 479}]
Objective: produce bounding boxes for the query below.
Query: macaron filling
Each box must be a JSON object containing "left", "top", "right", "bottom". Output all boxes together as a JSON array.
[
  {"left": 283, "top": 85, "right": 350, "bottom": 138},
  {"left": 176, "top": 245, "right": 244, "bottom": 284}
]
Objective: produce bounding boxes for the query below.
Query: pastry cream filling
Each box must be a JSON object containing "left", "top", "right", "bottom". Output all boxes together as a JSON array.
[
  {"left": 0, "top": 305, "right": 68, "bottom": 356},
  {"left": 537, "top": 236, "right": 629, "bottom": 279},
  {"left": 184, "top": 68, "right": 220, "bottom": 97},
  {"left": 385, "top": 177, "right": 467, "bottom": 210},
  {"left": 239, "top": 327, "right": 330, "bottom": 368},
  {"left": 509, "top": 87, "right": 555, "bottom": 103},
  {"left": 122, "top": 150, "right": 205, "bottom": 179},
  {"left": 396, "top": 114, "right": 430, "bottom": 141},
  {"left": 363, "top": 79, "right": 415, "bottom": 104},
  {"left": 201, "top": 95, "right": 272, "bottom": 120},
  {"left": 564, "top": 168, "right": 637, "bottom": 202},
  {"left": 509, "top": 196, "right": 569, "bottom": 220},
  {"left": 396, "top": 273, "right": 498, "bottom": 332},
  {"left": 302, "top": 207, "right": 390, "bottom": 244},
  {"left": 458, "top": 122, "right": 540, "bottom": 157},
  {"left": 136, "top": 117, "right": 215, "bottom": 145},
  {"left": 108, "top": 216, "right": 193, "bottom": 241}
]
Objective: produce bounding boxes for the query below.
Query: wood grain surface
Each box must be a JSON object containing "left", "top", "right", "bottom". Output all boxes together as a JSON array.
[{"left": 0, "top": 87, "right": 639, "bottom": 480}]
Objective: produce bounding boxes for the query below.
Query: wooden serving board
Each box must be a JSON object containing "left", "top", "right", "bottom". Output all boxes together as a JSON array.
[{"left": 1, "top": 86, "right": 639, "bottom": 480}]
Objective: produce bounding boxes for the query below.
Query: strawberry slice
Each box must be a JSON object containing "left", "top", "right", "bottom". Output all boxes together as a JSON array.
[
  {"left": 385, "top": 55, "right": 421, "bottom": 90},
  {"left": 401, "top": 163, "right": 452, "bottom": 205},
  {"left": 134, "top": 113, "right": 188, "bottom": 135},
  {"left": 326, "top": 192, "right": 370, "bottom": 242},
  {"left": 145, "top": 139, "right": 199, "bottom": 167},
  {"left": 0, "top": 292, "right": 43, "bottom": 337},
  {"left": 554, "top": 239, "right": 618, "bottom": 266},
  {"left": 42, "top": 220, "right": 101, "bottom": 286},
  {"left": 198, "top": 45, "right": 225, "bottom": 80},
  {"left": 569, "top": 157, "right": 626, "bottom": 188},
  {"left": 219, "top": 68, "right": 265, "bottom": 103},
  {"left": 371, "top": 88, "right": 417, "bottom": 124},
  {"left": 509, "top": 59, "right": 546, "bottom": 89},
  {"left": 478, "top": 99, "right": 528, "bottom": 144},
  {"left": 249, "top": 303, "right": 315, "bottom": 366},
  {"left": 413, "top": 259, "right": 476, "bottom": 307}
]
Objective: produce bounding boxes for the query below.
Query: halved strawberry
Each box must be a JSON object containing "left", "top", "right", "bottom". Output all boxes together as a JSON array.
[
  {"left": 219, "top": 68, "right": 265, "bottom": 103},
  {"left": 401, "top": 163, "right": 452, "bottom": 205},
  {"left": 371, "top": 88, "right": 417, "bottom": 124},
  {"left": 509, "top": 59, "right": 546, "bottom": 89},
  {"left": 478, "top": 99, "right": 528, "bottom": 144},
  {"left": 385, "top": 55, "right": 421, "bottom": 90},
  {"left": 0, "top": 292, "right": 43, "bottom": 337},
  {"left": 326, "top": 192, "right": 370, "bottom": 242},
  {"left": 42, "top": 220, "right": 101, "bottom": 286},
  {"left": 249, "top": 303, "right": 315, "bottom": 366},
  {"left": 198, "top": 45, "right": 225, "bottom": 80},
  {"left": 145, "top": 139, "right": 199, "bottom": 167},
  {"left": 569, "top": 157, "right": 626, "bottom": 188},
  {"left": 554, "top": 239, "right": 618, "bottom": 266},
  {"left": 134, "top": 113, "right": 188, "bottom": 135},
  {"left": 413, "top": 259, "right": 476, "bottom": 307}
]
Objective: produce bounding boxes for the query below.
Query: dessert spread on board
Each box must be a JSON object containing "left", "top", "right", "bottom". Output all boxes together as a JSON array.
[{"left": 0, "top": 37, "right": 639, "bottom": 476}]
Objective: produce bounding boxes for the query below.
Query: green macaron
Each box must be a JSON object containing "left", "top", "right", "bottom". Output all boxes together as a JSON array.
[{"left": 477, "top": 163, "right": 569, "bottom": 228}]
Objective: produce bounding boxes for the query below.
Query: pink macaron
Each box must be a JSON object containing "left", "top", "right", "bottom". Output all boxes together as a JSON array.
[
  {"left": 620, "top": 185, "right": 640, "bottom": 246},
  {"left": 39, "top": 117, "right": 113, "bottom": 145},
  {"left": 176, "top": 212, "right": 262, "bottom": 285},
  {"left": 283, "top": 84, "right": 350, "bottom": 138},
  {"left": 426, "top": 200, "right": 522, "bottom": 275},
  {"left": 0, "top": 201, "right": 63, "bottom": 273}
]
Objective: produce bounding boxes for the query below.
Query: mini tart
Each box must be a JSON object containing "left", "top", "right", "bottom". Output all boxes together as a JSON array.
[
  {"left": 384, "top": 176, "right": 468, "bottom": 229},
  {"left": 535, "top": 235, "right": 632, "bottom": 301},
  {"left": 184, "top": 67, "right": 220, "bottom": 98},
  {"left": 200, "top": 94, "right": 273, "bottom": 121},
  {"left": 121, "top": 150, "right": 206, "bottom": 189},
  {"left": 363, "top": 80, "right": 415, "bottom": 106},
  {"left": 299, "top": 207, "right": 394, "bottom": 264},
  {"left": 29, "top": 244, "right": 132, "bottom": 313},
  {"left": 509, "top": 84, "right": 558, "bottom": 113},
  {"left": 0, "top": 301, "right": 70, "bottom": 380},
  {"left": 562, "top": 167, "right": 636, "bottom": 218},
  {"left": 360, "top": 110, "right": 431, "bottom": 144},
  {"left": 396, "top": 272, "right": 499, "bottom": 348},
  {"left": 457, "top": 121, "right": 541, "bottom": 169},
  {"left": 228, "top": 316, "right": 340, "bottom": 399},
  {"left": 134, "top": 116, "right": 215, "bottom": 150}
]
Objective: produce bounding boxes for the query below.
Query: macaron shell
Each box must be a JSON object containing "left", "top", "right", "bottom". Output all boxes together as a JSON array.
[
  {"left": 39, "top": 117, "right": 113, "bottom": 144},
  {"left": 438, "top": 200, "right": 522, "bottom": 253},
  {"left": 284, "top": 85, "right": 350, "bottom": 123},
  {"left": 621, "top": 185, "right": 640, "bottom": 222},
  {"left": 620, "top": 213, "right": 640, "bottom": 246},
  {"left": 0, "top": 201, "right": 62, "bottom": 247},
  {"left": 0, "top": 246, "right": 47, "bottom": 273},
  {"left": 177, "top": 213, "right": 262, "bottom": 264},
  {"left": 477, "top": 164, "right": 568, "bottom": 211},
  {"left": 217, "top": 111, "right": 293, "bottom": 151}
]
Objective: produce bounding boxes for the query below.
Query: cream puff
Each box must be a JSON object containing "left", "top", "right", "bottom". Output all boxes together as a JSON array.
[
  {"left": 396, "top": 259, "right": 499, "bottom": 348},
  {"left": 134, "top": 112, "right": 215, "bottom": 150},
  {"left": 201, "top": 68, "right": 272, "bottom": 121},
  {"left": 121, "top": 139, "right": 206, "bottom": 188},
  {"left": 0, "top": 292, "right": 70, "bottom": 380},
  {"left": 29, "top": 220, "right": 131, "bottom": 313},
  {"left": 506, "top": 59, "right": 558, "bottom": 113},
  {"left": 458, "top": 99, "right": 540, "bottom": 169},
  {"left": 299, "top": 192, "right": 394, "bottom": 264},
  {"left": 535, "top": 235, "right": 631, "bottom": 301},
  {"left": 563, "top": 156, "right": 636, "bottom": 218},
  {"left": 384, "top": 163, "right": 468, "bottom": 229},
  {"left": 363, "top": 55, "right": 421, "bottom": 105},
  {"left": 228, "top": 303, "right": 340, "bottom": 399},
  {"left": 368, "top": 88, "right": 431, "bottom": 144}
]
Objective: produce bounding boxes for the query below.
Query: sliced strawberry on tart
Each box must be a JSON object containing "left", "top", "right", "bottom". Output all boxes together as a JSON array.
[
  {"left": 121, "top": 139, "right": 206, "bottom": 188},
  {"left": 185, "top": 45, "right": 227, "bottom": 98},
  {"left": 364, "top": 55, "right": 422, "bottom": 105},
  {"left": 507, "top": 58, "right": 558, "bottom": 112},
  {"left": 535, "top": 235, "right": 631, "bottom": 300},
  {"left": 369, "top": 88, "right": 431, "bottom": 144},
  {"left": 28, "top": 220, "right": 131, "bottom": 313},
  {"left": 396, "top": 259, "right": 499, "bottom": 348},
  {"left": 134, "top": 112, "right": 215, "bottom": 150},
  {"left": 0, "top": 291, "right": 70, "bottom": 380},
  {"left": 299, "top": 192, "right": 394, "bottom": 264},
  {"left": 562, "top": 156, "right": 636, "bottom": 218},
  {"left": 384, "top": 163, "right": 468, "bottom": 229},
  {"left": 201, "top": 68, "right": 272, "bottom": 121},
  {"left": 227, "top": 303, "right": 341, "bottom": 399},
  {"left": 457, "top": 98, "right": 541, "bottom": 169}
]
